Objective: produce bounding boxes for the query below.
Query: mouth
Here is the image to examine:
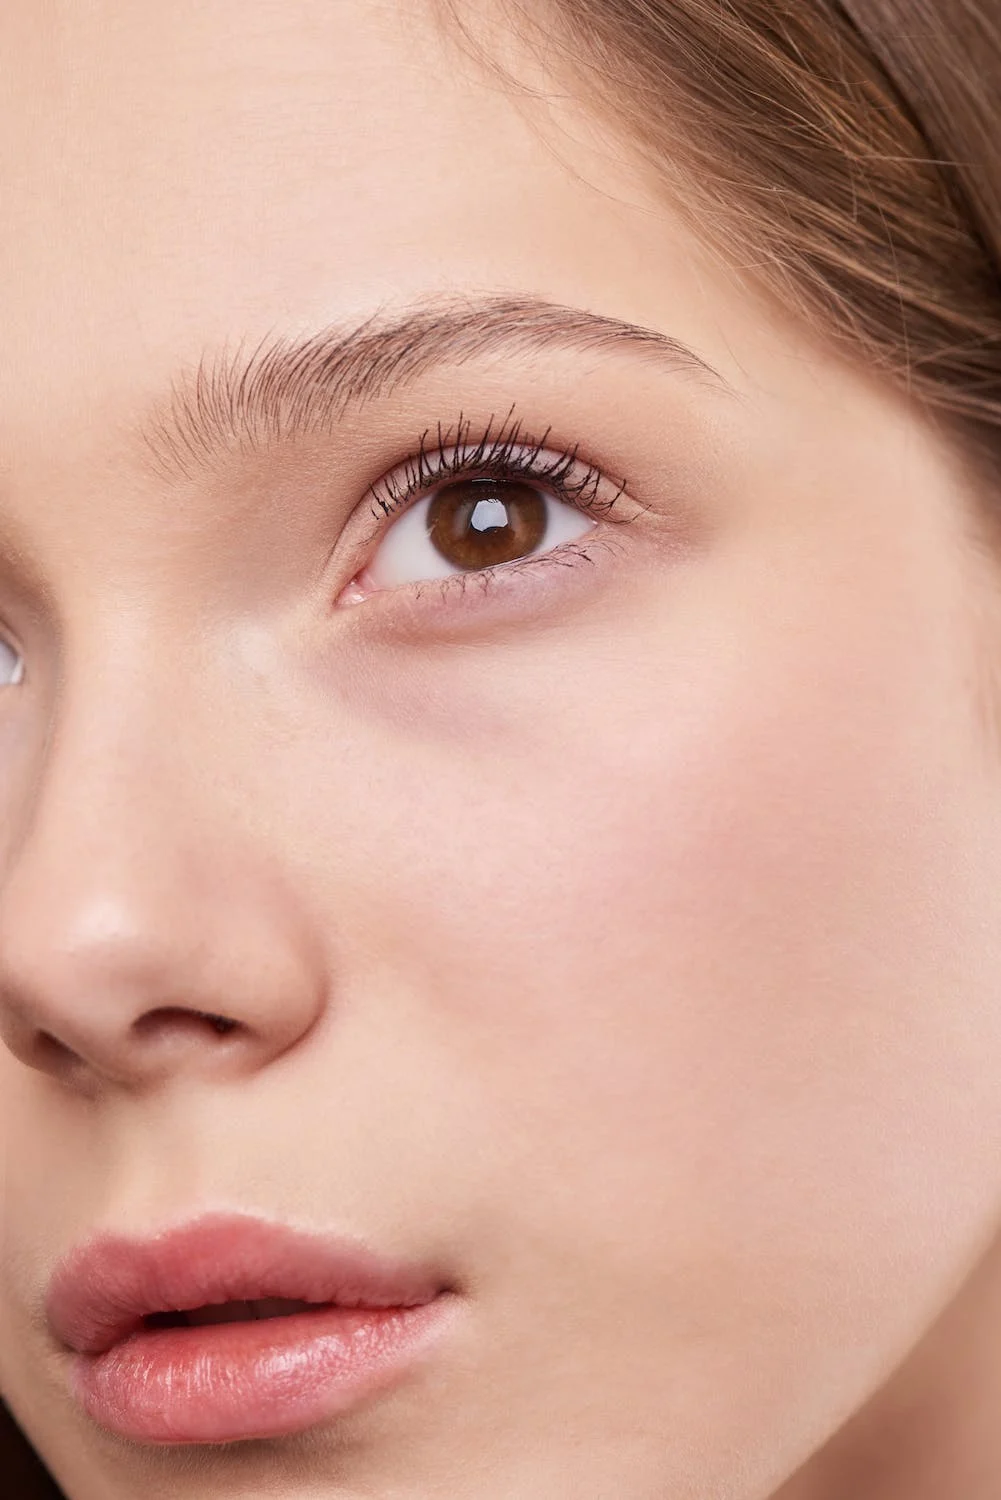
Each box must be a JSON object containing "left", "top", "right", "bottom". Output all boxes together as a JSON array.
[
  {"left": 46, "top": 1211, "right": 459, "bottom": 1444},
  {"left": 47, "top": 1210, "right": 452, "bottom": 1355}
]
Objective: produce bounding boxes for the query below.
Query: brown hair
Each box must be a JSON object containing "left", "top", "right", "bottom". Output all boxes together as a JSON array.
[
  {"left": 449, "top": 0, "right": 1001, "bottom": 487},
  {"left": 3, "top": 2, "right": 1000, "bottom": 1493}
]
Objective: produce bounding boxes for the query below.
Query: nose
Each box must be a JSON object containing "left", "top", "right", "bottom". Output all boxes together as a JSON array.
[{"left": 0, "top": 635, "right": 328, "bottom": 1095}]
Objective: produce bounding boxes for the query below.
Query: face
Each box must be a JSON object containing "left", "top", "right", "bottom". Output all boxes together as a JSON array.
[{"left": 2, "top": 2, "right": 1001, "bottom": 1497}]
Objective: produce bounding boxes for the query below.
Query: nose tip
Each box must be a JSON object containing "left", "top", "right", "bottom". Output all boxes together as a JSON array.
[
  {"left": 0, "top": 861, "right": 329, "bottom": 1091},
  {"left": 0, "top": 753, "right": 329, "bottom": 1092}
]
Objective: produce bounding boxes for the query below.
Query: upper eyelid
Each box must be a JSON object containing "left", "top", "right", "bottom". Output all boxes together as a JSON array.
[
  {"left": 363, "top": 419, "right": 629, "bottom": 532},
  {"left": 369, "top": 445, "right": 605, "bottom": 516}
]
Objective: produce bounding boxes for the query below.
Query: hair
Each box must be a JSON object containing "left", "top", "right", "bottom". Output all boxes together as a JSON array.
[
  {"left": 448, "top": 0, "right": 1001, "bottom": 498},
  {"left": 3, "top": 2, "right": 1000, "bottom": 1494}
]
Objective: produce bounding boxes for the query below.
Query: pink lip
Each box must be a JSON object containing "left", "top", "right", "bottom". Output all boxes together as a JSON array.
[{"left": 46, "top": 1211, "right": 458, "bottom": 1444}]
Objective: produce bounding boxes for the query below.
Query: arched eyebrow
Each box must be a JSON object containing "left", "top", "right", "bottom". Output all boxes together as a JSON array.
[{"left": 137, "top": 293, "right": 734, "bottom": 483}]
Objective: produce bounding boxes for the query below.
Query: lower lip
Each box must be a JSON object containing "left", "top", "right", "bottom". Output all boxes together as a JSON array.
[{"left": 70, "top": 1297, "right": 457, "bottom": 1444}]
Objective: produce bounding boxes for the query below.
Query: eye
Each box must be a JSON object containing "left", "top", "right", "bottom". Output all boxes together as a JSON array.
[
  {"left": 355, "top": 476, "right": 597, "bottom": 593},
  {"left": 0, "top": 638, "right": 24, "bottom": 686}
]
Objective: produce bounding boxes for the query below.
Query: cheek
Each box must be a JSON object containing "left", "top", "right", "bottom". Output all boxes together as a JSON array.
[{"left": 331, "top": 536, "right": 1001, "bottom": 1317}]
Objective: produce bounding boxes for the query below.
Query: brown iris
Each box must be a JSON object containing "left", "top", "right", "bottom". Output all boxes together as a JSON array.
[{"left": 426, "top": 479, "right": 548, "bottom": 571}]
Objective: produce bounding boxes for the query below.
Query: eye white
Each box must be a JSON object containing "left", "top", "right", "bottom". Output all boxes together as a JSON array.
[
  {"left": 0, "top": 639, "right": 24, "bottom": 686},
  {"left": 364, "top": 488, "right": 595, "bottom": 590}
]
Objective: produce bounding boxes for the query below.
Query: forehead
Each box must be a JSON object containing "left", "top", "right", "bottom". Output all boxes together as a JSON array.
[{"left": 0, "top": 1, "right": 701, "bottom": 433}]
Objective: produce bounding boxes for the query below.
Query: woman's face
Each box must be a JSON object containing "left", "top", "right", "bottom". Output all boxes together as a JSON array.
[{"left": 2, "top": 2, "right": 1001, "bottom": 1497}]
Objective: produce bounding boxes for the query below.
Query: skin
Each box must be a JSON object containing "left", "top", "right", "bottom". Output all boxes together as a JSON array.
[{"left": 1, "top": 2, "right": 1001, "bottom": 1497}]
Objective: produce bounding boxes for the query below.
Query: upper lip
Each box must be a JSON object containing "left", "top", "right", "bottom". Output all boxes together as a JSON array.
[{"left": 46, "top": 1211, "right": 450, "bottom": 1356}]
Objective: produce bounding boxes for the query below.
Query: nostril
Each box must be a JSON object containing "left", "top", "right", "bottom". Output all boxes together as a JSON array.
[
  {"left": 197, "top": 1013, "right": 239, "bottom": 1035},
  {"left": 18, "top": 1027, "right": 90, "bottom": 1087},
  {"left": 132, "top": 1007, "right": 240, "bottom": 1040},
  {"left": 35, "top": 1030, "right": 78, "bottom": 1067}
]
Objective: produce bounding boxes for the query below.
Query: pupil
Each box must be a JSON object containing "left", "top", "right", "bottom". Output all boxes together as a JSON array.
[{"left": 427, "top": 479, "right": 547, "bottom": 571}]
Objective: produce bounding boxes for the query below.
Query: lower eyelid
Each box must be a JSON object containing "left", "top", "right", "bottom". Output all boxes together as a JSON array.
[
  {"left": 336, "top": 533, "right": 621, "bottom": 623},
  {"left": 408, "top": 535, "right": 615, "bottom": 610}
]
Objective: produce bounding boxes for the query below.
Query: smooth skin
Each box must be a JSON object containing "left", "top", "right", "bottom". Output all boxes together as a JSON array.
[{"left": 2, "top": 3, "right": 1001, "bottom": 1498}]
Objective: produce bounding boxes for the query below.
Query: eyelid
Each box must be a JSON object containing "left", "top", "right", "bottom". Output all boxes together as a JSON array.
[
  {"left": 331, "top": 410, "right": 647, "bottom": 616},
  {"left": 363, "top": 412, "right": 631, "bottom": 539}
]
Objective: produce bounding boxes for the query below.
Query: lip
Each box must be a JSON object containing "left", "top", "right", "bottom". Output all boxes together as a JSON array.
[{"left": 46, "top": 1211, "right": 458, "bottom": 1444}]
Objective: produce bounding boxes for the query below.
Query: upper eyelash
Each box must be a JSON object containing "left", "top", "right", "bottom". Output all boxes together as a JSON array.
[{"left": 366, "top": 407, "right": 628, "bottom": 524}]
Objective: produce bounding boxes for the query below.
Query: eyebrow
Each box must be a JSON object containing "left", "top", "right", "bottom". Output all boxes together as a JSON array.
[{"left": 138, "top": 293, "right": 732, "bottom": 484}]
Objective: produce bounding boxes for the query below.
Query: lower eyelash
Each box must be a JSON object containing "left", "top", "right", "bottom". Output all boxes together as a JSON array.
[{"left": 408, "top": 537, "right": 605, "bottom": 607}]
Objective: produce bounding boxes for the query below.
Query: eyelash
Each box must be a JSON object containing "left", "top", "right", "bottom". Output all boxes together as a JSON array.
[{"left": 365, "top": 408, "right": 627, "bottom": 549}]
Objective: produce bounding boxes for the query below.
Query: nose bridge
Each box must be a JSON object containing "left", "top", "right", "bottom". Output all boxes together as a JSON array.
[
  {"left": 14, "top": 602, "right": 201, "bottom": 876},
  {"left": 0, "top": 608, "right": 217, "bottom": 981}
]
